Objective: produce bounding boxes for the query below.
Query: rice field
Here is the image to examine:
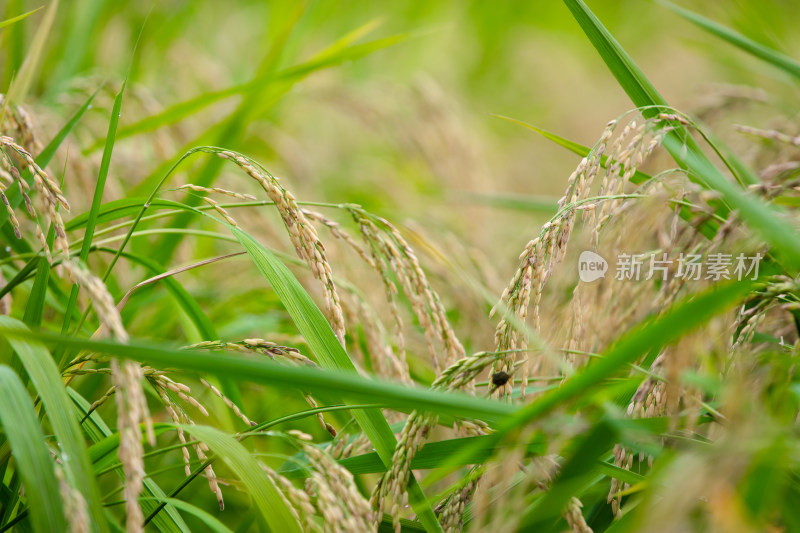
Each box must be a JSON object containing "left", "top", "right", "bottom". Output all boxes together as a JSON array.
[{"left": 1, "top": 1, "right": 800, "bottom": 532}]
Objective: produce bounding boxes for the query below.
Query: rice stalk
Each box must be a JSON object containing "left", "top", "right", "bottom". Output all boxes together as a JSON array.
[
  {"left": 371, "top": 350, "right": 508, "bottom": 531},
  {"left": 215, "top": 150, "right": 346, "bottom": 345},
  {"left": 492, "top": 114, "right": 672, "bottom": 398},
  {"left": 187, "top": 339, "right": 336, "bottom": 435},
  {"left": 289, "top": 431, "right": 375, "bottom": 533},
  {"left": 59, "top": 259, "right": 154, "bottom": 532},
  {"left": 0, "top": 134, "right": 69, "bottom": 259},
  {"left": 55, "top": 464, "right": 90, "bottom": 533}
]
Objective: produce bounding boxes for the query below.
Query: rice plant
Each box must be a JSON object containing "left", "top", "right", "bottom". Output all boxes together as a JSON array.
[{"left": 1, "top": 1, "right": 800, "bottom": 532}]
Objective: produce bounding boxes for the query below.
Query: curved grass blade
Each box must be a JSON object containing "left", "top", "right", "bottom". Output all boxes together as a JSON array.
[
  {"left": 61, "top": 81, "right": 125, "bottom": 337},
  {"left": 0, "top": 6, "right": 43, "bottom": 30},
  {"left": 0, "top": 329, "right": 517, "bottom": 425},
  {"left": 181, "top": 424, "right": 302, "bottom": 533},
  {"left": 494, "top": 114, "right": 653, "bottom": 184},
  {"left": 0, "top": 316, "right": 108, "bottom": 532},
  {"left": 65, "top": 198, "right": 189, "bottom": 231},
  {"left": 231, "top": 226, "right": 445, "bottom": 531},
  {"left": 519, "top": 421, "right": 617, "bottom": 529},
  {"left": 0, "top": 256, "right": 38, "bottom": 301},
  {"left": 149, "top": 498, "right": 234, "bottom": 533},
  {"left": 563, "top": 0, "right": 800, "bottom": 268},
  {"left": 100, "top": 246, "right": 243, "bottom": 406},
  {"left": 657, "top": 0, "right": 800, "bottom": 82},
  {"left": 459, "top": 192, "right": 559, "bottom": 214},
  {"left": 0, "top": 366, "right": 66, "bottom": 533},
  {"left": 4, "top": 0, "right": 58, "bottom": 105}
]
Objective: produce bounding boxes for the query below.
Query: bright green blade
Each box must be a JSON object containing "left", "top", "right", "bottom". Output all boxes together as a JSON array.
[
  {"left": 181, "top": 425, "right": 302, "bottom": 533},
  {"left": 0, "top": 316, "right": 109, "bottom": 532},
  {"left": 0, "top": 328, "right": 516, "bottom": 425},
  {"left": 657, "top": 0, "right": 800, "bottom": 82},
  {"left": 494, "top": 114, "right": 653, "bottom": 184},
  {"left": 5, "top": 0, "right": 58, "bottom": 105},
  {"left": 61, "top": 81, "right": 125, "bottom": 337},
  {"left": 233, "top": 227, "right": 443, "bottom": 531},
  {"left": 563, "top": 0, "right": 800, "bottom": 268},
  {"left": 0, "top": 6, "right": 43, "bottom": 30},
  {"left": 151, "top": 498, "right": 235, "bottom": 533},
  {"left": 0, "top": 365, "right": 66, "bottom": 533}
]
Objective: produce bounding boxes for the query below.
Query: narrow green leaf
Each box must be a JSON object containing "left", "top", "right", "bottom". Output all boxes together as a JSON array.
[
  {"left": 62, "top": 82, "right": 125, "bottom": 335},
  {"left": 5, "top": 0, "right": 58, "bottom": 104},
  {"left": 0, "top": 316, "right": 109, "bottom": 532},
  {"left": 657, "top": 0, "right": 800, "bottom": 81},
  {"left": 0, "top": 6, "right": 43, "bottom": 30},
  {"left": 0, "top": 256, "right": 38, "bottom": 301},
  {"left": 68, "top": 389, "right": 190, "bottom": 533},
  {"left": 154, "top": 498, "right": 235, "bottom": 533},
  {"left": 64, "top": 197, "right": 190, "bottom": 231},
  {"left": 37, "top": 87, "right": 103, "bottom": 168},
  {"left": 0, "top": 366, "right": 66, "bottom": 533},
  {"left": 494, "top": 114, "right": 653, "bottom": 184},
  {"left": 460, "top": 192, "right": 558, "bottom": 214},
  {"left": 21, "top": 254, "right": 49, "bottom": 327},
  {"left": 0, "top": 329, "right": 517, "bottom": 425},
  {"left": 563, "top": 0, "right": 800, "bottom": 268},
  {"left": 181, "top": 425, "right": 302, "bottom": 533},
  {"left": 232, "top": 227, "right": 443, "bottom": 531}
]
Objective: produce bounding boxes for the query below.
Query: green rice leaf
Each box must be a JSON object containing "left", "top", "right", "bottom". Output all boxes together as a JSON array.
[
  {"left": 232, "top": 227, "right": 443, "bottom": 531},
  {"left": 181, "top": 425, "right": 302, "bottom": 533},
  {"left": 5, "top": 0, "right": 58, "bottom": 105},
  {"left": 0, "top": 6, "right": 43, "bottom": 30},
  {"left": 562, "top": 0, "right": 800, "bottom": 268},
  {"left": 151, "top": 498, "right": 235, "bottom": 533},
  {"left": 0, "top": 329, "right": 517, "bottom": 425},
  {"left": 61, "top": 81, "right": 125, "bottom": 335},
  {"left": 0, "top": 365, "right": 66, "bottom": 533},
  {"left": 657, "top": 0, "right": 800, "bottom": 82},
  {"left": 0, "top": 316, "right": 109, "bottom": 532},
  {"left": 494, "top": 114, "right": 653, "bottom": 184}
]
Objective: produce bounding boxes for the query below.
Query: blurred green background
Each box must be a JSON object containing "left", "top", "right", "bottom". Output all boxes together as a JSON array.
[{"left": 6, "top": 0, "right": 800, "bottom": 224}]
